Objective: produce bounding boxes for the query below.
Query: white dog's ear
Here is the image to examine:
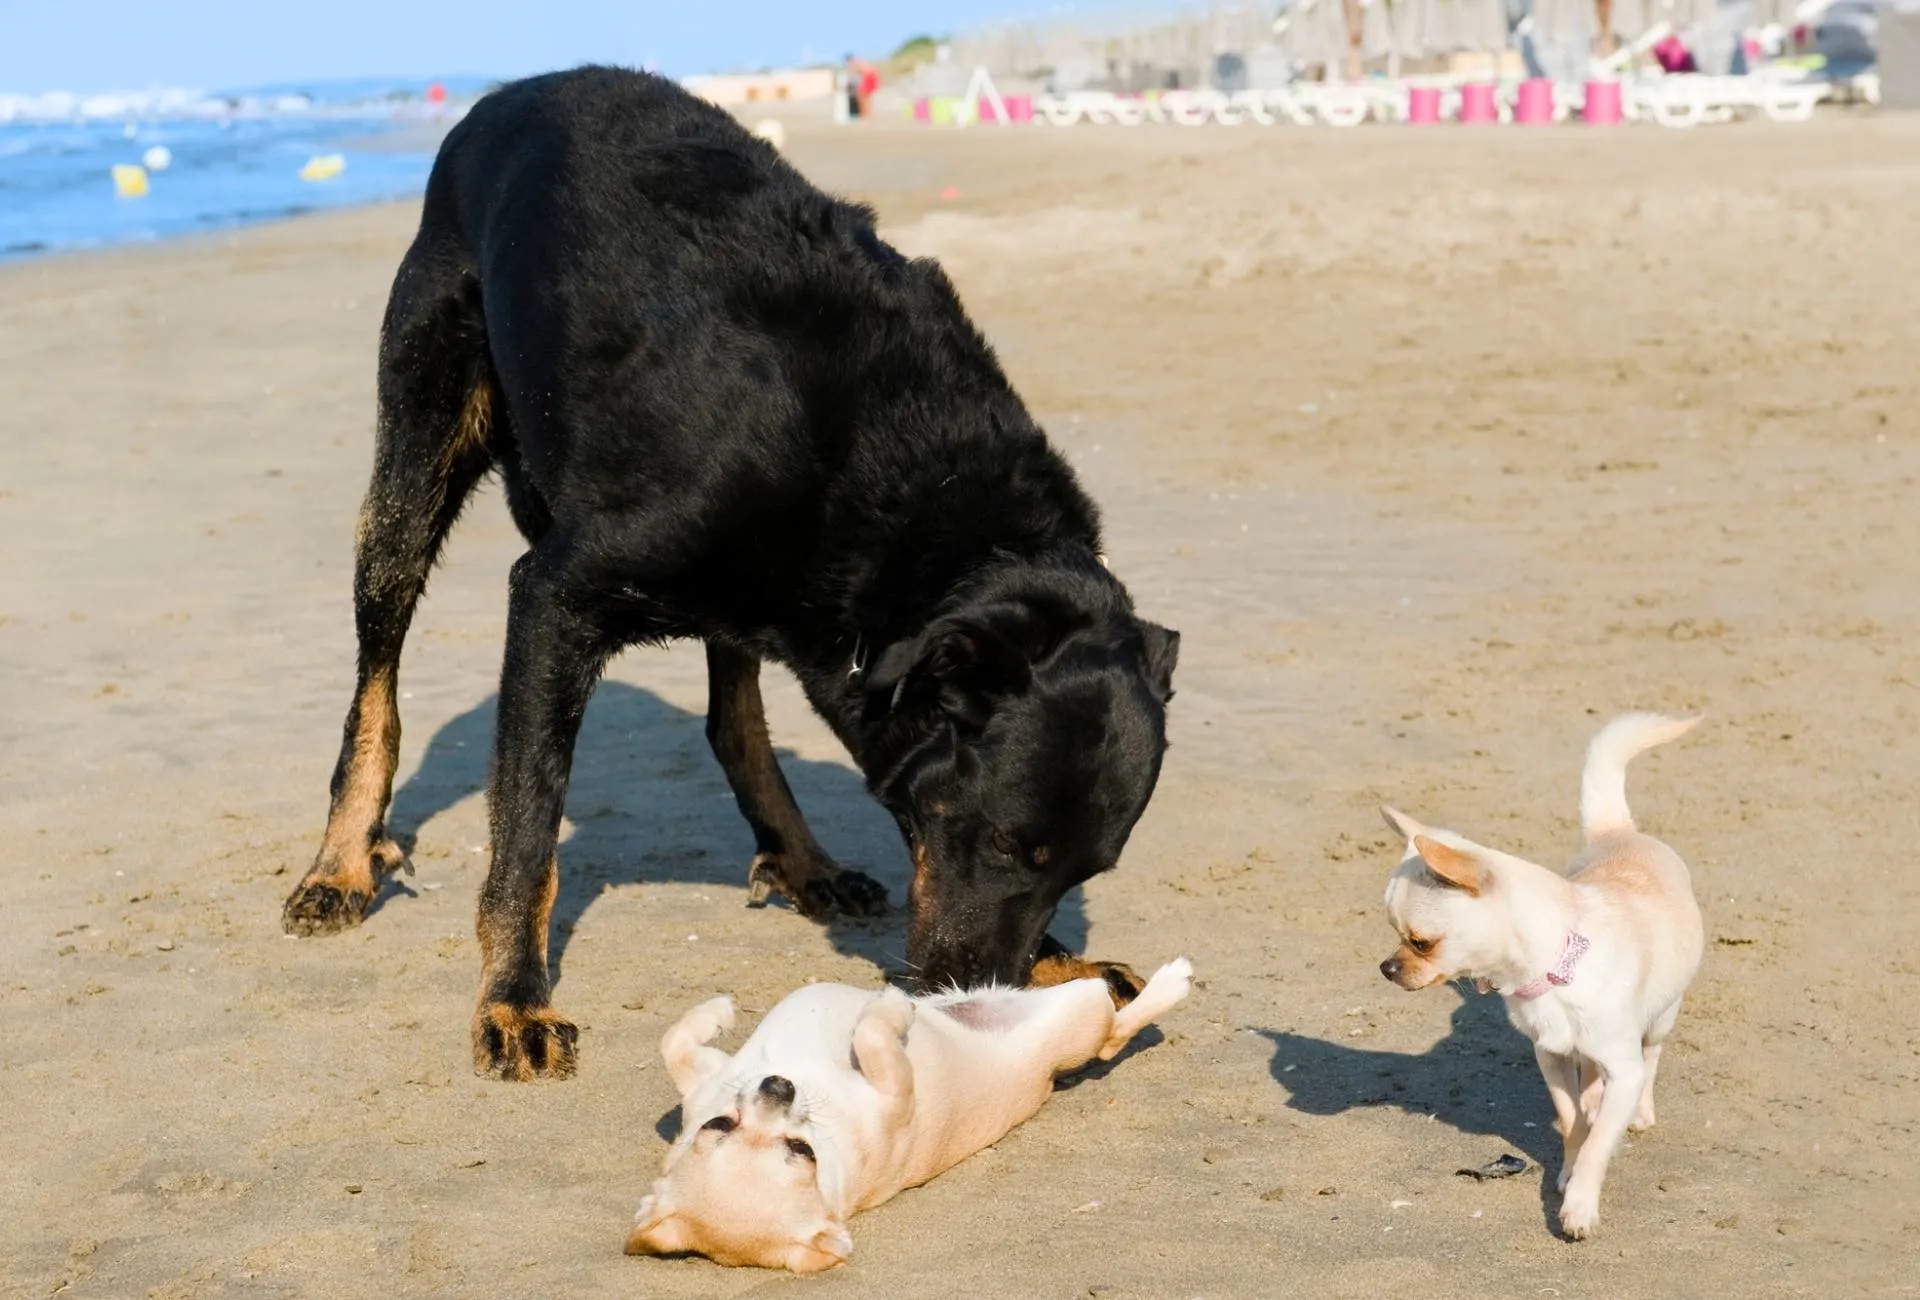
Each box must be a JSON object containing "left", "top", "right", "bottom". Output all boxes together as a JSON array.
[
  {"left": 661, "top": 996, "right": 735, "bottom": 1098},
  {"left": 1412, "top": 834, "right": 1488, "bottom": 896},
  {"left": 624, "top": 1190, "right": 686, "bottom": 1256},
  {"left": 1380, "top": 805, "right": 1425, "bottom": 841},
  {"left": 785, "top": 1222, "right": 853, "bottom": 1273}
]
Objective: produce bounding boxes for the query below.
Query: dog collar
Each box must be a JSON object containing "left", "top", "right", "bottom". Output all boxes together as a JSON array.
[{"left": 1484, "top": 931, "right": 1590, "bottom": 1000}]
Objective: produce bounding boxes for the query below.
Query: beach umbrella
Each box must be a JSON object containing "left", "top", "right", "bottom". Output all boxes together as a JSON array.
[
  {"left": 1655, "top": 0, "right": 1717, "bottom": 31},
  {"left": 1281, "top": 0, "right": 1357, "bottom": 70},
  {"left": 1530, "top": 0, "right": 1597, "bottom": 44},
  {"left": 1363, "top": 0, "right": 1439, "bottom": 58},
  {"left": 1606, "top": 0, "right": 1653, "bottom": 44},
  {"left": 1435, "top": 0, "right": 1512, "bottom": 51}
]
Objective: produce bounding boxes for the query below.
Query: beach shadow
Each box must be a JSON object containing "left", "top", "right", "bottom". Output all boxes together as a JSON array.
[
  {"left": 1256, "top": 985, "right": 1562, "bottom": 1224},
  {"left": 378, "top": 679, "right": 1089, "bottom": 983}
]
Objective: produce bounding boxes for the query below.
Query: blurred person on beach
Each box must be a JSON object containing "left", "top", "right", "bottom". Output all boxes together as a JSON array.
[{"left": 843, "top": 52, "right": 879, "bottom": 118}]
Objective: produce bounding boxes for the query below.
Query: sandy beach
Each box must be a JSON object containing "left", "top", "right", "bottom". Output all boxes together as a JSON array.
[{"left": 4, "top": 113, "right": 1918, "bottom": 1298}]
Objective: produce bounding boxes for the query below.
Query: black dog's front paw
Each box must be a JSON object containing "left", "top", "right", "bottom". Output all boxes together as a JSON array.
[
  {"left": 281, "top": 839, "right": 407, "bottom": 936},
  {"left": 472, "top": 1001, "right": 580, "bottom": 1081},
  {"left": 747, "top": 852, "right": 890, "bottom": 919}
]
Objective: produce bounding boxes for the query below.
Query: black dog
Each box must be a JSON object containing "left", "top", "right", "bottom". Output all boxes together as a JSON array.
[{"left": 282, "top": 68, "right": 1179, "bottom": 1081}]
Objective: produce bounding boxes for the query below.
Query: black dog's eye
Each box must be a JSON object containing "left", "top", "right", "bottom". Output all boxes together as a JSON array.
[
  {"left": 990, "top": 829, "right": 1019, "bottom": 857},
  {"left": 785, "top": 1138, "right": 816, "bottom": 1161},
  {"left": 701, "top": 1115, "right": 737, "bottom": 1134}
]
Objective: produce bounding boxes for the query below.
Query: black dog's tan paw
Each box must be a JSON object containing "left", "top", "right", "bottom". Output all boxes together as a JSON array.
[
  {"left": 1030, "top": 953, "right": 1147, "bottom": 1007},
  {"left": 472, "top": 1002, "right": 580, "bottom": 1081},
  {"left": 747, "top": 852, "right": 889, "bottom": 919},
  {"left": 281, "top": 839, "right": 406, "bottom": 936}
]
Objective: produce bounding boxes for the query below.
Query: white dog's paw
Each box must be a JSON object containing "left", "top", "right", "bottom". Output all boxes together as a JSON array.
[
  {"left": 686, "top": 996, "right": 735, "bottom": 1042},
  {"left": 1630, "top": 1099, "right": 1656, "bottom": 1132},
  {"left": 1558, "top": 1187, "right": 1601, "bottom": 1240},
  {"left": 866, "top": 987, "right": 916, "bottom": 1040}
]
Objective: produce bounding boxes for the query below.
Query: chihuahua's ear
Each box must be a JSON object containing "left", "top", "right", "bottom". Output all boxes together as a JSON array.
[
  {"left": 1380, "top": 805, "right": 1426, "bottom": 841},
  {"left": 661, "top": 996, "right": 735, "bottom": 1098},
  {"left": 1412, "top": 834, "right": 1487, "bottom": 896},
  {"left": 624, "top": 1191, "right": 687, "bottom": 1256},
  {"left": 785, "top": 1223, "right": 854, "bottom": 1273}
]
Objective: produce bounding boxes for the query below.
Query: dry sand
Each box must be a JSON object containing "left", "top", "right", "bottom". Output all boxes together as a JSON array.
[{"left": 3, "top": 115, "right": 1918, "bottom": 1299}]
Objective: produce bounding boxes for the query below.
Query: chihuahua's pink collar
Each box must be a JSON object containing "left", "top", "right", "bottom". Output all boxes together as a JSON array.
[{"left": 1479, "top": 931, "right": 1591, "bottom": 1000}]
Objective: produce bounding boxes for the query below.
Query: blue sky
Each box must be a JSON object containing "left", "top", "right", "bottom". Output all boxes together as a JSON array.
[{"left": 0, "top": 0, "right": 1079, "bottom": 95}]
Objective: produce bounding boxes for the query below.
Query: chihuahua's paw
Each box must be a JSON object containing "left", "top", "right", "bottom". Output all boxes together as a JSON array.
[
  {"left": 863, "top": 988, "right": 917, "bottom": 1041},
  {"left": 1557, "top": 1188, "right": 1601, "bottom": 1240},
  {"left": 685, "top": 996, "right": 736, "bottom": 1044},
  {"left": 1630, "top": 1098, "right": 1656, "bottom": 1132},
  {"left": 1556, "top": 1163, "right": 1573, "bottom": 1194}
]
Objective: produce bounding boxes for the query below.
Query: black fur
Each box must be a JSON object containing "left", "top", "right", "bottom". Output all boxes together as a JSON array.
[{"left": 282, "top": 67, "right": 1178, "bottom": 1079}]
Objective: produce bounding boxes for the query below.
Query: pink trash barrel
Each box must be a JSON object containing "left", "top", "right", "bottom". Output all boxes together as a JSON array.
[
  {"left": 1457, "top": 82, "right": 1499, "bottom": 124},
  {"left": 1583, "top": 80, "right": 1624, "bottom": 125},
  {"left": 1514, "top": 78, "right": 1554, "bottom": 124},
  {"left": 912, "top": 97, "right": 931, "bottom": 123},
  {"left": 1003, "top": 94, "right": 1034, "bottom": 122},
  {"left": 1407, "top": 86, "right": 1442, "bottom": 124}
]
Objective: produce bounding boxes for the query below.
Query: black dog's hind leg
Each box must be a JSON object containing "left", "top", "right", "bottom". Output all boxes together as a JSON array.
[
  {"left": 705, "top": 642, "right": 889, "bottom": 919},
  {"left": 284, "top": 242, "right": 493, "bottom": 936},
  {"left": 471, "top": 541, "right": 610, "bottom": 1080}
]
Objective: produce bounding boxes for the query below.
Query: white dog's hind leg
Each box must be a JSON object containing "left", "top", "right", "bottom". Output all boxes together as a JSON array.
[
  {"left": 661, "top": 996, "right": 735, "bottom": 1098},
  {"left": 1633, "top": 1042, "right": 1664, "bottom": 1131},
  {"left": 1099, "top": 958, "right": 1193, "bottom": 1060},
  {"left": 850, "top": 990, "right": 917, "bottom": 1115},
  {"left": 1634, "top": 1000, "right": 1682, "bottom": 1131}
]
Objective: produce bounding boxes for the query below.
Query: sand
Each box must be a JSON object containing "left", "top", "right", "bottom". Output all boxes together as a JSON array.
[{"left": 4, "top": 114, "right": 1917, "bottom": 1299}]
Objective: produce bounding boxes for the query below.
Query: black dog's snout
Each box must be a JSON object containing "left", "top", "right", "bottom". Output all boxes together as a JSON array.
[
  {"left": 1379, "top": 957, "right": 1402, "bottom": 982},
  {"left": 758, "top": 1075, "right": 796, "bottom": 1107}
]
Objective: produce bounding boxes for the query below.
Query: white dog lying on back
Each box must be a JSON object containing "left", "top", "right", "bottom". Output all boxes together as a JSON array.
[
  {"left": 626, "top": 958, "right": 1193, "bottom": 1271},
  {"left": 1378, "top": 713, "right": 1703, "bottom": 1240}
]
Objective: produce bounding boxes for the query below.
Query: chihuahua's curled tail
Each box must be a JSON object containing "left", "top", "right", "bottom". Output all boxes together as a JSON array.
[{"left": 1579, "top": 712, "right": 1701, "bottom": 842}]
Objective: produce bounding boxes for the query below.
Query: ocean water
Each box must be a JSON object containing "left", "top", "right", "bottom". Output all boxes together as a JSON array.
[{"left": 0, "top": 77, "right": 491, "bottom": 259}]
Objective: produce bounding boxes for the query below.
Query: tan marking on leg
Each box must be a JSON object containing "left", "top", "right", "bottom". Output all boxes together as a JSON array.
[
  {"left": 1029, "top": 952, "right": 1146, "bottom": 1008},
  {"left": 471, "top": 858, "right": 574, "bottom": 1079},
  {"left": 313, "top": 665, "right": 402, "bottom": 887},
  {"left": 446, "top": 378, "right": 492, "bottom": 478}
]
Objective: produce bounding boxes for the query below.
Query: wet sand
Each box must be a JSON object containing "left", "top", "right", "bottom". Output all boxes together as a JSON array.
[{"left": 4, "top": 113, "right": 1918, "bottom": 1298}]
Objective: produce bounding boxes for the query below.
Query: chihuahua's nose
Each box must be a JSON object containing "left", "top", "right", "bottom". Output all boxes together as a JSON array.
[
  {"left": 1379, "top": 957, "right": 1402, "bottom": 982},
  {"left": 757, "top": 1075, "right": 796, "bottom": 1108}
]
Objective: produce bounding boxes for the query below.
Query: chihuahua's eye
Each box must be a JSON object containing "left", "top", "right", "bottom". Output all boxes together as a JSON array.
[
  {"left": 1408, "top": 937, "right": 1435, "bottom": 956},
  {"left": 990, "top": 829, "right": 1019, "bottom": 858},
  {"left": 701, "top": 1115, "right": 737, "bottom": 1134},
  {"left": 785, "top": 1138, "right": 816, "bottom": 1161}
]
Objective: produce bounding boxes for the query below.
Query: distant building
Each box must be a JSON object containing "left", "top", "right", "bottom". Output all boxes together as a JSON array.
[{"left": 682, "top": 68, "right": 836, "bottom": 107}]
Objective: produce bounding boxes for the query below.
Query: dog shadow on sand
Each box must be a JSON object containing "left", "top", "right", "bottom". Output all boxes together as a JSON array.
[
  {"left": 366, "top": 679, "right": 1092, "bottom": 984},
  {"left": 1257, "top": 987, "right": 1566, "bottom": 1227}
]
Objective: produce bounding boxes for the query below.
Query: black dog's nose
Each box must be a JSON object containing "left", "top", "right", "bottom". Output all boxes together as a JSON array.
[
  {"left": 758, "top": 1075, "right": 796, "bottom": 1108},
  {"left": 1379, "top": 957, "right": 1402, "bottom": 982}
]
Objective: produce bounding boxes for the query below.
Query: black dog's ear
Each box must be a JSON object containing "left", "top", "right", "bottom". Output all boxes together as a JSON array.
[
  {"left": 867, "top": 615, "right": 1033, "bottom": 722},
  {"left": 1137, "top": 620, "right": 1180, "bottom": 702}
]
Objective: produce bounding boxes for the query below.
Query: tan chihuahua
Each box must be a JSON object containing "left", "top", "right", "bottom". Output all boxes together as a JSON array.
[
  {"left": 1378, "top": 713, "right": 1703, "bottom": 1240},
  {"left": 625, "top": 958, "right": 1192, "bottom": 1271}
]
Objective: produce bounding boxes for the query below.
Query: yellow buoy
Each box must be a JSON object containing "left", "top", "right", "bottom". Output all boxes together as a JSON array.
[
  {"left": 298, "top": 153, "right": 346, "bottom": 182},
  {"left": 111, "top": 164, "right": 149, "bottom": 198}
]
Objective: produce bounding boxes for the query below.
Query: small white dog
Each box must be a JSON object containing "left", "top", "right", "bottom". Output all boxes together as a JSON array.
[
  {"left": 1378, "top": 712, "right": 1703, "bottom": 1240},
  {"left": 626, "top": 958, "right": 1193, "bottom": 1271}
]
